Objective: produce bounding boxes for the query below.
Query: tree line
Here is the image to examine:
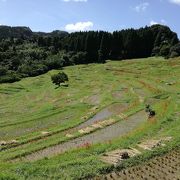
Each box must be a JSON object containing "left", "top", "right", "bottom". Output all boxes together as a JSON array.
[
  {"left": 62, "top": 25, "right": 179, "bottom": 61},
  {"left": 0, "top": 24, "right": 179, "bottom": 83}
]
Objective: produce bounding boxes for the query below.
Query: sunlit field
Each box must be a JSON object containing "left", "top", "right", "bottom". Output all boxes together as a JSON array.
[{"left": 0, "top": 57, "right": 180, "bottom": 179}]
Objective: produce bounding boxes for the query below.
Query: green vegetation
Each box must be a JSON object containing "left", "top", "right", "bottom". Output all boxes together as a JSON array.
[
  {"left": 0, "top": 57, "right": 179, "bottom": 179},
  {"left": 51, "top": 72, "right": 68, "bottom": 87},
  {"left": 0, "top": 24, "right": 180, "bottom": 83}
]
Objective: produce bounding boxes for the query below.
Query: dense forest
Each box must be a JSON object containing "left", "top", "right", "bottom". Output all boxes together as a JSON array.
[{"left": 0, "top": 24, "right": 180, "bottom": 83}]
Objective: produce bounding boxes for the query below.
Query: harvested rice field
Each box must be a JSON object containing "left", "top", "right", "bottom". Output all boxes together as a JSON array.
[{"left": 0, "top": 57, "right": 180, "bottom": 179}]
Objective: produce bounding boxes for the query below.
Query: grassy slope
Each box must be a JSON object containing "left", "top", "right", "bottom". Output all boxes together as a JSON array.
[{"left": 0, "top": 57, "right": 180, "bottom": 179}]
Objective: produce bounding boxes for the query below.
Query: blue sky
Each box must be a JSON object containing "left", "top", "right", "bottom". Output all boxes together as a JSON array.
[{"left": 0, "top": 0, "right": 180, "bottom": 37}]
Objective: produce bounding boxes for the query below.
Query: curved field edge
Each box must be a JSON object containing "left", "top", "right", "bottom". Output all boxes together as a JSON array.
[
  {"left": 0, "top": 57, "right": 179, "bottom": 179},
  {"left": 0, "top": 95, "right": 170, "bottom": 161},
  {"left": 3, "top": 96, "right": 173, "bottom": 162},
  {"left": 0, "top": 99, "right": 179, "bottom": 180},
  {"left": 0, "top": 118, "right": 179, "bottom": 180}
]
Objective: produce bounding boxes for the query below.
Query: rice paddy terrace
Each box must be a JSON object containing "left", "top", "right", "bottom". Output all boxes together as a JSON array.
[{"left": 0, "top": 57, "right": 180, "bottom": 179}]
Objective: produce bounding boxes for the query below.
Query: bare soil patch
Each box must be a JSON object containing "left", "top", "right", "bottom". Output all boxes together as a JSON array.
[
  {"left": 99, "top": 137, "right": 172, "bottom": 166},
  {"left": 101, "top": 148, "right": 141, "bottom": 166},
  {"left": 95, "top": 149, "right": 180, "bottom": 180}
]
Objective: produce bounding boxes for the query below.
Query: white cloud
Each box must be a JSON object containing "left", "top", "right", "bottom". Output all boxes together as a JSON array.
[
  {"left": 134, "top": 2, "right": 149, "bottom": 12},
  {"left": 65, "top": 21, "right": 93, "bottom": 32},
  {"left": 150, "top": 19, "right": 167, "bottom": 26},
  {"left": 169, "top": 0, "right": 180, "bottom": 5},
  {"left": 62, "top": 0, "right": 87, "bottom": 2},
  {"left": 150, "top": 20, "right": 158, "bottom": 26}
]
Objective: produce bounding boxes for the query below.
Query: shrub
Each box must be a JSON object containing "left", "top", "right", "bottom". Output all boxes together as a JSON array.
[
  {"left": 0, "top": 71, "right": 21, "bottom": 83},
  {"left": 18, "top": 63, "right": 48, "bottom": 77},
  {"left": 51, "top": 72, "right": 68, "bottom": 87}
]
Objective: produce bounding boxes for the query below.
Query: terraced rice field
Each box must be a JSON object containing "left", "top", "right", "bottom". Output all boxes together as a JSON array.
[{"left": 0, "top": 57, "right": 180, "bottom": 179}]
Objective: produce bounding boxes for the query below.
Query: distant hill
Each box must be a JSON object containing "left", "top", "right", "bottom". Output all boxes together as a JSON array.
[
  {"left": 0, "top": 26, "right": 33, "bottom": 39},
  {"left": 0, "top": 25, "right": 68, "bottom": 39},
  {"left": 34, "top": 30, "right": 69, "bottom": 38}
]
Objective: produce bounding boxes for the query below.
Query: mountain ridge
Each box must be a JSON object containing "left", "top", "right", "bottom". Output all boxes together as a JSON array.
[{"left": 0, "top": 25, "right": 69, "bottom": 39}]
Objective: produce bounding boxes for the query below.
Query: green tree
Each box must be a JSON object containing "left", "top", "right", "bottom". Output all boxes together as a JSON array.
[
  {"left": 0, "top": 66, "right": 7, "bottom": 76},
  {"left": 98, "top": 34, "right": 110, "bottom": 63},
  {"left": 169, "top": 42, "right": 180, "bottom": 58},
  {"left": 51, "top": 72, "right": 68, "bottom": 87}
]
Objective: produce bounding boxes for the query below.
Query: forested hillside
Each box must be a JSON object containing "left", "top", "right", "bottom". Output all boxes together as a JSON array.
[{"left": 0, "top": 24, "right": 180, "bottom": 83}]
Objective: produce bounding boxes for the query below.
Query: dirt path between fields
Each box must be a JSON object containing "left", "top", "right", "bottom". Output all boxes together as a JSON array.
[
  {"left": 94, "top": 149, "right": 180, "bottom": 180},
  {"left": 16, "top": 110, "right": 147, "bottom": 162}
]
